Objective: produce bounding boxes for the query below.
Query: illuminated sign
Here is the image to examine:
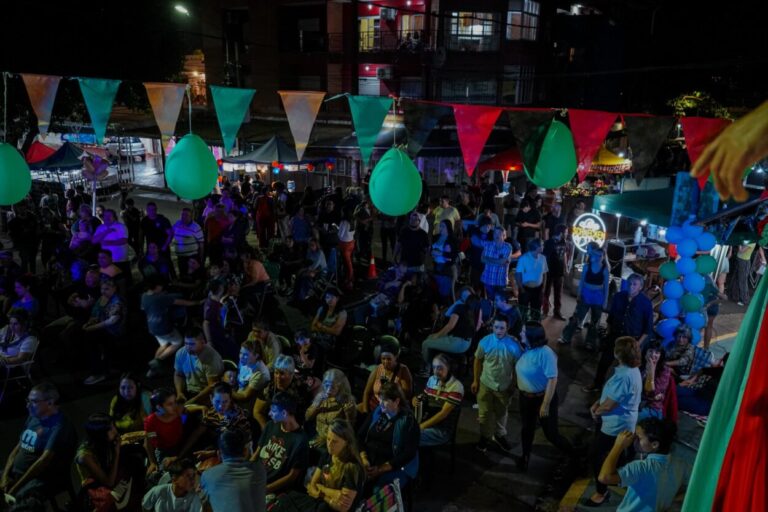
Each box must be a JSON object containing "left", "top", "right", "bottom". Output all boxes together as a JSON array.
[{"left": 572, "top": 213, "right": 607, "bottom": 252}]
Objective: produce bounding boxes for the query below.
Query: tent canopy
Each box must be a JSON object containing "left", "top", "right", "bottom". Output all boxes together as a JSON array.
[
  {"left": 593, "top": 188, "right": 674, "bottom": 228},
  {"left": 590, "top": 146, "right": 632, "bottom": 174},
  {"left": 26, "top": 141, "right": 57, "bottom": 164},
  {"left": 224, "top": 135, "right": 320, "bottom": 164},
  {"left": 29, "top": 142, "right": 85, "bottom": 171}
]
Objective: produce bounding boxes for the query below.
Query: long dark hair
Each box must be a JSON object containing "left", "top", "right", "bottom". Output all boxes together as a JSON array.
[
  {"left": 111, "top": 373, "right": 143, "bottom": 420},
  {"left": 83, "top": 413, "right": 115, "bottom": 471}
]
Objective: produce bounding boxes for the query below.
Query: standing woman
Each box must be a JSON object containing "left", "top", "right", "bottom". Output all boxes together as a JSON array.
[
  {"left": 560, "top": 242, "right": 609, "bottom": 348},
  {"left": 515, "top": 322, "right": 572, "bottom": 471},
  {"left": 337, "top": 207, "right": 356, "bottom": 291},
  {"left": 585, "top": 336, "right": 642, "bottom": 506},
  {"left": 431, "top": 219, "right": 458, "bottom": 304}
]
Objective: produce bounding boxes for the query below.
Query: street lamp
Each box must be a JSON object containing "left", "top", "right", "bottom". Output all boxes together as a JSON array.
[
  {"left": 615, "top": 213, "right": 622, "bottom": 240},
  {"left": 174, "top": 4, "right": 190, "bottom": 16}
]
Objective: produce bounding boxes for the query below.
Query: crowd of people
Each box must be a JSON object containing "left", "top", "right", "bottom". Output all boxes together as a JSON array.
[{"left": 0, "top": 174, "right": 741, "bottom": 511}]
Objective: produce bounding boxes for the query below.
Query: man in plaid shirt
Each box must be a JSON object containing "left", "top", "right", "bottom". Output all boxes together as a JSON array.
[{"left": 478, "top": 226, "right": 517, "bottom": 298}]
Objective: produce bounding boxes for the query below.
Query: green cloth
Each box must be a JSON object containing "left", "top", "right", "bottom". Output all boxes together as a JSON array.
[
  {"left": 347, "top": 95, "right": 393, "bottom": 166},
  {"left": 78, "top": 78, "right": 120, "bottom": 143},
  {"left": 210, "top": 85, "right": 257, "bottom": 154},
  {"left": 593, "top": 189, "right": 674, "bottom": 228}
]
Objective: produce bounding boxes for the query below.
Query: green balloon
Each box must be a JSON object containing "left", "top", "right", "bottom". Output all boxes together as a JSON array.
[
  {"left": 680, "top": 293, "right": 704, "bottom": 312},
  {"left": 165, "top": 134, "right": 218, "bottom": 200},
  {"left": 695, "top": 255, "right": 717, "bottom": 274},
  {"left": 0, "top": 143, "right": 32, "bottom": 206},
  {"left": 369, "top": 148, "right": 422, "bottom": 216},
  {"left": 659, "top": 261, "right": 680, "bottom": 281},
  {"left": 523, "top": 119, "right": 577, "bottom": 189}
]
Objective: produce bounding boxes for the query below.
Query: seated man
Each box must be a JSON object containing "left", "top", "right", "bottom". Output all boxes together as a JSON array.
[
  {"left": 292, "top": 238, "right": 327, "bottom": 303},
  {"left": 0, "top": 382, "right": 77, "bottom": 500},
  {"left": 200, "top": 430, "right": 266, "bottom": 512},
  {"left": 43, "top": 268, "right": 100, "bottom": 352},
  {"left": 275, "top": 236, "right": 305, "bottom": 292},
  {"left": 598, "top": 418, "right": 689, "bottom": 511},
  {"left": 252, "top": 392, "right": 309, "bottom": 498},
  {"left": 419, "top": 286, "right": 478, "bottom": 376},
  {"left": 174, "top": 326, "right": 224, "bottom": 405},
  {"left": 142, "top": 458, "right": 201, "bottom": 512}
]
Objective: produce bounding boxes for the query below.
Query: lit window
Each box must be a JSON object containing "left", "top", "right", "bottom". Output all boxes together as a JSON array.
[
  {"left": 507, "top": 0, "right": 539, "bottom": 41},
  {"left": 446, "top": 12, "right": 500, "bottom": 52}
]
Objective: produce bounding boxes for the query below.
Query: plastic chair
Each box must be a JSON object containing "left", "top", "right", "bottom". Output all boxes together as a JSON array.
[{"left": 0, "top": 343, "right": 39, "bottom": 405}]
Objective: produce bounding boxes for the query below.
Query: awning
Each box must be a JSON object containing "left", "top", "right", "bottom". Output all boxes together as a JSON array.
[
  {"left": 224, "top": 135, "right": 322, "bottom": 164},
  {"left": 29, "top": 142, "right": 85, "bottom": 171},
  {"left": 593, "top": 188, "right": 674, "bottom": 227},
  {"left": 26, "top": 141, "right": 57, "bottom": 164},
  {"left": 590, "top": 146, "right": 632, "bottom": 174}
]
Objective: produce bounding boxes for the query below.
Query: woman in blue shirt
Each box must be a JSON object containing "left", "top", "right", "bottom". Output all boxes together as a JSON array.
[
  {"left": 560, "top": 242, "right": 609, "bottom": 347},
  {"left": 515, "top": 322, "right": 572, "bottom": 471},
  {"left": 585, "top": 336, "right": 642, "bottom": 506}
]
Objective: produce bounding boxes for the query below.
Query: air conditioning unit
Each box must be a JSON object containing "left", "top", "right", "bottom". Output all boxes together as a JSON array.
[
  {"left": 376, "top": 67, "right": 393, "bottom": 79},
  {"left": 380, "top": 7, "right": 396, "bottom": 21}
]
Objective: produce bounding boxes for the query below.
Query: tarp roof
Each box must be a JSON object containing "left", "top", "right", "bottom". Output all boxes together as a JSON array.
[
  {"left": 224, "top": 135, "right": 321, "bottom": 164},
  {"left": 29, "top": 142, "right": 85, "bottom": 171},
  {"left": 593, "top": 188, "right": 674, "bottom": 227},
  {"left": 26, "top": 141, "right": 57, "bottom": 164}
]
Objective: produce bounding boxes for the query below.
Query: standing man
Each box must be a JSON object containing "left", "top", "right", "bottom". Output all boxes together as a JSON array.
[
  {"left": 443, "top": 161, "right": 458, "bottom": 191},
  {"left": 542, "top": 224, "right": 568, "bottom": 320},
  {"left": 172, "top": 208, "right": 204, "bottom": 277},
  {"left": 515, "top": 239, "right": 549, "bottom": 322},
  {"left": 394, "top": 211, "right": 430, "bottom": 273},
  {"left": 542, "top": 203, "right": 565, "bottom": 241},
  {"left": 92, "top": 209, "right": 131, "bottom": 282},
  {"left": 354, "top": 197, "right": 373, "bottom": 263},
  {"left": 472, "top": 316, "right": 524, "bottom": 454},
  {"left": 431, "top": 195, "right": 461, "bottom": 237},
  {"left": 140, "top": 202, "right": 174, "bottom": 258},
  {"left": 515, "top": 198, "right": 542, "bottom": 248},
  {"left": 585, "top": 273, "right": 654, "bottom": 393},
  {"left": 477, "top": 226, "right": 517, "bottom": 299},
  {"left": 7, "top": 202, "right": 40, "bottom": 274},
  {"left": 120, "top": 197, "right": 143, "bottom": 257},
  {"left": 1, "top": 382, "right": 77, "bottom": 500},
  {"left": 200, "top": 429, "right": 266, "bottom": 512}
]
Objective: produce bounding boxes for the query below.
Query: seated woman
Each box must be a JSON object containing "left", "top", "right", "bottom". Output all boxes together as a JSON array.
[
  {"left": 109, "top": 374, "right": 152, "bottom": 434},
  {"left": 76, "top": 413, "right": 138, "bottom": 511},
  {"left": 639, "top": 343, "right": 672, "bottom": 420},
  {"left": 311, "top": 288, "right": 348, "bottom": 348},
  {"left": 139, "top": 242, "right": 175, "bottom": 282},
  {"left": 420, "top": 286, "right": 478, "bottom": 376},
  {"left": 357, "top": 382, "right": 420, "bottom": 490},
  {"left": 229, "top": 339, "right": 271, "bottom": 413},
  {"left": 252, "top": 392, "right": 309, "bottom": 498},
  {"left": 0, "top": 308, "right": 39, "bottom": 368},
  {"left": 413, "top": 354, "right": 464, "bottom": 447},
  {"left": 82, "top": 279, "right": 126, "bottom": 386},
  {"left": 677, "top": 353, "right": 729, "bottom": 416},
  {"left": 144, "top": 388, "right": 186, "bottom": 476},
  {"left": 178, "top": 382, "right": 252, "bottom": 463},
  {"left": 359, "top": 339, "right": 413, "bottom": 415},
  {"left": 665, "top": 325, "right": 696, "bottom": 379},
  {"left": 272, "top": 419, "right": 365, "bottom": 512},
  {"left": 293, "top": 329, "right": 326, "bottom": 388},
  {"left": 9, "top": 275, "right": 40, "bottom": 322},
  {"left": 306, "top": 369, "right": 357, "bottom": 451},
  {"left": 293, "top": 238, "right": 327, "bottom": 303},
  {"left": 253, "top": 355, "right": 311, "bottom": 429}
]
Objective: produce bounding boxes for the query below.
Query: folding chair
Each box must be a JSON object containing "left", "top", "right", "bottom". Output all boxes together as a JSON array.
[{"left": 0, "top": 343, "right": 39, "bottom": 405}]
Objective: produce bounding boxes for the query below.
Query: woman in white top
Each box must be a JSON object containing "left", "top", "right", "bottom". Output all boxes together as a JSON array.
[{"left": 337, "top": 208, "right": 356, "bottom": 290}]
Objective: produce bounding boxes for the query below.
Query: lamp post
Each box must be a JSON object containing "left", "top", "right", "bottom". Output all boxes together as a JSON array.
[{"left": 615, "top": 213, "right": 622, "bottom": 240}]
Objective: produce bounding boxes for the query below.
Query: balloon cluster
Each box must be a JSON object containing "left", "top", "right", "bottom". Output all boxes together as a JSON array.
[{"left": 656, "top": 220, "right": 717, "bottom": 346}]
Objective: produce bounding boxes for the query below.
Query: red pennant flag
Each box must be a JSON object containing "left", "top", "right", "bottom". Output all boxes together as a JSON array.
[
  {"left": 452, "top": 105, "right": 502, "bottom": 177},
  {"left": 680, "top": 117, "right": 732, "bottom": 189},
  {"left": 568, "top": 109, "right": 617, "bottom": 182}
]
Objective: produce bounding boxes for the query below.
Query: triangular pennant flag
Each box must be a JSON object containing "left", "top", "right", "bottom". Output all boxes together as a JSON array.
[
  {"left": 568, "top": 109, "right": 617, "bottom": 182},
  {"left": 144, "top": 83, "right": 187, "bottom": 142},
  {"left": 347, "top": 95, "right": 393, "bottom": 166},
  {"left": 402, "top": 100, "right": 452, "bottom": 158},
  {"left": 20, "top": 74, "right": 61, "bottom": 136},
  {"left": 278, "top": 91, "right": 326, "bottom": 161},
  {"left": 78, "top": 78, "right": 120, "bottom": 144},
  {"left": 452, "top": 104, "right": 502, "bottom": 177},
  {"left": 624, "top": 115, "right": 676, "bottom": 183},
  {"left": 680, "top": 116, "right": 732, "bottom": 189},
  {"left": 210, "top": 85, "right": 256, "bottom": 155},
  {"left": 506, "top": 110, "right": 554, "bottom": 148}
]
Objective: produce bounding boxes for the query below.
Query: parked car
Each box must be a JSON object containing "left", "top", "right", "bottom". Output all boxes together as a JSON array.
[{"left": 106, "top": 137, "right": 146, "bottom": 160}]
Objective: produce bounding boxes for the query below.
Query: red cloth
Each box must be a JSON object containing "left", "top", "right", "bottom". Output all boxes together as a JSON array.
[
  {"left": 143, "top": 413, "right": 183, "bottom": 451},
  {"left": 452, "top": 105, "right": 502, "bottom": 177},
  {"left": 713, "top": 306, "right": 768, "bottom": 511},
  {"left": 663, "top": 375, "right": 678, "bottom": 423},
  {"left": 680, "top": 117, "right": 732, "bottom": 190},
  {"left": 568, "top": 109, "right": 617, "bottom": 183}
]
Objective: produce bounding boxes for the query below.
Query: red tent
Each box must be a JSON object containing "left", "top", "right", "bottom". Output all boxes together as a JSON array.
[
  {"left": 26, "top": 141, "right": 57, "bottom": 164},
  {"left": 477, "top": 146, "right": 523, "bottom": 176}
]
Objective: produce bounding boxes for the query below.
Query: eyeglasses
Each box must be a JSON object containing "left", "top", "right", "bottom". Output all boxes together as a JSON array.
[{"left": 26, "top": 398, "right": 47, "bottom": 405}]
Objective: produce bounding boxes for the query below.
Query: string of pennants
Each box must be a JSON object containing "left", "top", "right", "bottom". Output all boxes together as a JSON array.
[{"left": 5, "top": 71, "right": 731, "bottom": 189}]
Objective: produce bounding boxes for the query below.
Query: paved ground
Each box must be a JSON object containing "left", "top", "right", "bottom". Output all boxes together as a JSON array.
[{"left": 0, "top": 188, "right": 748, "bottom": 511}]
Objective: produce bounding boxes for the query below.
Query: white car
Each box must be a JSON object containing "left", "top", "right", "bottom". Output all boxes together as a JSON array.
[{"left": 106, "top": 137, "right": 146, "bottom": 160}]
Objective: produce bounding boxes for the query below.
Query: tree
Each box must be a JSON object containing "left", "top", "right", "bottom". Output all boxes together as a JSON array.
[{"left": 667, "top": 91, "right": 732, "bottom": 119}]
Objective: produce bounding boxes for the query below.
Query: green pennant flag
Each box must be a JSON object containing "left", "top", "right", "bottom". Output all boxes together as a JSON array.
[
  {"left": 78, "top": 78, "right": 121, "bottom": 144},
  {"left": 347, "top": 95, "right": 393, "bottom": 166},
  {"left": 210, "top": 85, "right": 256, "bottom": 155}
]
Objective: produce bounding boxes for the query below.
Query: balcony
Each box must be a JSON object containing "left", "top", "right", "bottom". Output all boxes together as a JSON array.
[{"left": 358, "top": 29, "right": 432, "bottom": 53}]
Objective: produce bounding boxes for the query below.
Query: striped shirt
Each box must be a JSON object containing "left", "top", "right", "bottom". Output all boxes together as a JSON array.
[{"left": 172, "top": 220, "right": 203, "bottom": 256}]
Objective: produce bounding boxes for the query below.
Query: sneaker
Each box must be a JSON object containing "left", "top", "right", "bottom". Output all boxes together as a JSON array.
[
  {"left": 83, "top": 374, "right": 106, "bottom": 386},
  {"left": 476, "top": 437, "right": 491, "bottom": 453},
  {"left": 493, "top": 436, "right": 513, "bottom": 453}
]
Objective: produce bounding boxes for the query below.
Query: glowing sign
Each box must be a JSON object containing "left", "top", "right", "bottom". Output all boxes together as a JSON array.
[{"left": 572, "top": 213, "right": 607, "bottom": 252}]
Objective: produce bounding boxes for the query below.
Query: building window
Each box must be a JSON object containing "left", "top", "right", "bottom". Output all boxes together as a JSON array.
[
  {"left": 358, "top": 77, "right": 381, "bottom": 96},
  {"left": 359, "top": 16, "right": 380, "bottom": 51},
  {"left": 400, "top": 77, "right": 423, "bottom": 99},
  {"left": 501, "top": 65, "right": 535, "bottom": 105},
  {"left": 507, "top": 0, "right": 539, "bottom": 41},
  {"left": 441, "top": 77, "right": 497, "bottom": 104},
  {"left": 399, "top": 14, "right": 425, "bottom": 48},
  {"left": 298, "top": 75, "right": 322, "bottom": 90},
  {"left": 446, "top": 12, "right": 500, "bottom": 52}
]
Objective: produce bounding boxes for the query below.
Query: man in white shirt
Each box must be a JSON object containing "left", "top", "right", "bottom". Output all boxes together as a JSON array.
[
  {"left": 515, "top": 238, "right": 548, "bottom": 321},
  {"left": 172, "top": 208, "right": 204, "bottom": 277},
  {"left": 92, "top": 209, "right": 131, "bottom": 282}
]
